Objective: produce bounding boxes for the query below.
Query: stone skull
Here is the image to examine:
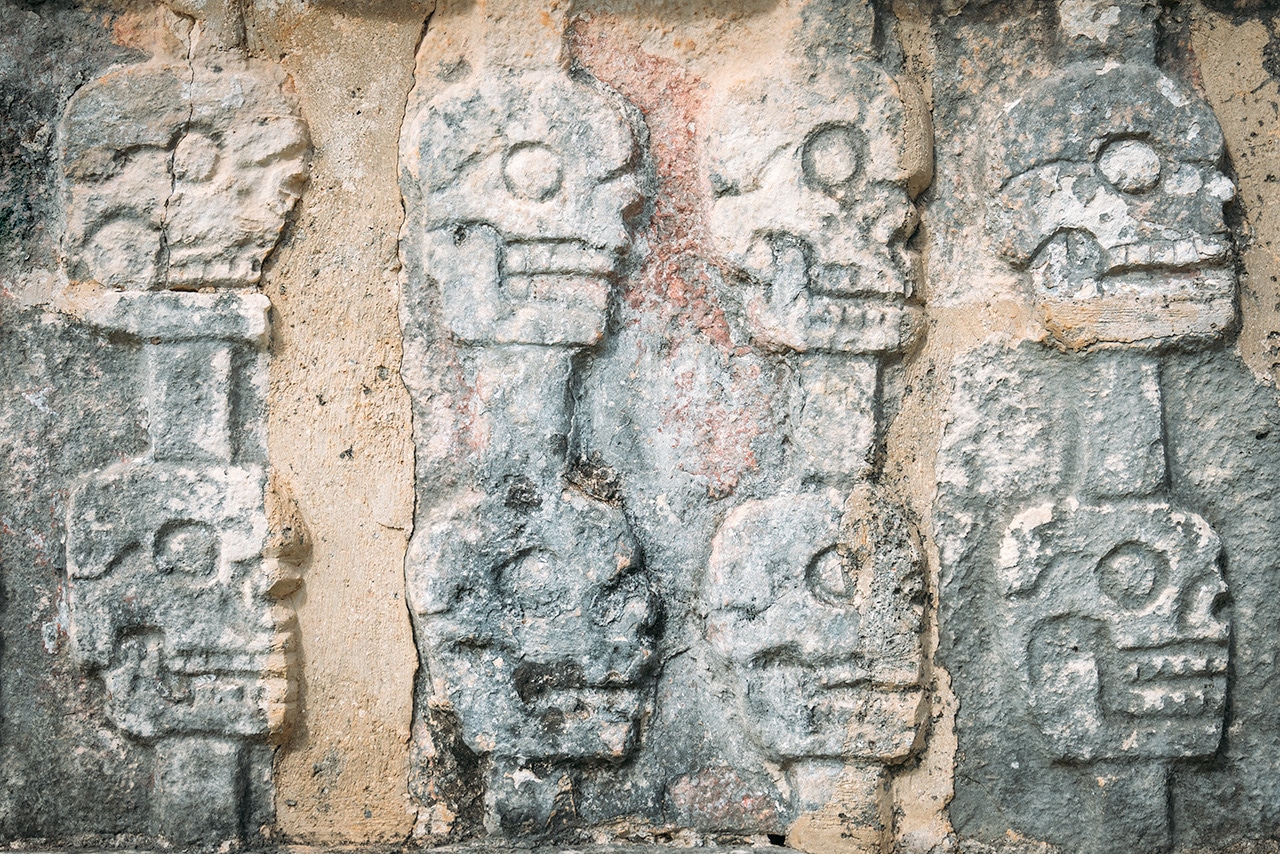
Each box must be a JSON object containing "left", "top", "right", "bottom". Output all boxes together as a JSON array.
[
  {"left": 993, "top": 64, "right": 1236, "bottom": 343},
  {"left": 412, "top": 73, "right": 642, "bottom": 347},
  {"left": 998, "top": 500, "right": 1230, "bottom": 761},
  {"left": 60, "top": 57, "right": 309, "bottom": 290},
  {"left": 65, "top": 461, "right": 288, "bottom": 740},
  {"left": 410, "top": 490, "right": 659, "bottom": 763},
  {"left": 701, "top": 63, "right": 927, "bottom": 354},
  {"left": 704, "top": 492, "right": 923, "bottom": 762}
]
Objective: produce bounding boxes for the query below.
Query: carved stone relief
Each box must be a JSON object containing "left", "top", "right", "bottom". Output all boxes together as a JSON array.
[
  {"left": 936, "top": 2, "right": 1245, "bottom": 849},
  {"left": 695, "top": 1, "right": 930, "bottom": 846},
  {"left": 59, "top": 31, "right": 308, "bottom": 844},
  {"left": 399, "top": 3, "right": 658, "bottom": 837}
]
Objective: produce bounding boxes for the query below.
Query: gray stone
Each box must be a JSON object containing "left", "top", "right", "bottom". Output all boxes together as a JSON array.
[
  {"left": 399, "top": 8, "right": 659, "bottom": 838},
  {"left": 49, "top": 29, "right": 309, "bottom": 845},
  {"left": 989, "top": 24, "right": 1236, "bottom": 348}
]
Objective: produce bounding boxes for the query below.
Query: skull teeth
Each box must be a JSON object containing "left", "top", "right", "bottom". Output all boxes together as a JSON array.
[{"left": 505, "top": 241, "right": 616, "bottom": 276}]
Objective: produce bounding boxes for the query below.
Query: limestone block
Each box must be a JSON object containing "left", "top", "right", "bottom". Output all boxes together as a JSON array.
[
  {"left": 705, "top": 489, "right": 924, "bottom": 765},
  {"left": 406, "top": 69, "right": 639, "bottom": 347},
  {"left": 54, "top": 30, "right": 309, "bottom": 843}
]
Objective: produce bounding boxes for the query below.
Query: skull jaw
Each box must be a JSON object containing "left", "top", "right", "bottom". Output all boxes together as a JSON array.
[
  {"left": 1026, "top": 625, "right": 1228, "bottom": 763},
  {"left": 1023, "top": 229, "right": 1236, "bottom": 349},
  {"left": 738, "top": 672, "right": 923, "bottom": 763},
  {"left": 424, "top": 226, "right": 616, "bottom": 347}
]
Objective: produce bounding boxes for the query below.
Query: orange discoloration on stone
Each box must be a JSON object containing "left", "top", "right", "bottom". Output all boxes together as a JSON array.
[
  {"left": 571, "top": 17, "right": 732, "bottom": 352},
  {"left": 573, "top": 16, "right": 771, "bottom": 498}
]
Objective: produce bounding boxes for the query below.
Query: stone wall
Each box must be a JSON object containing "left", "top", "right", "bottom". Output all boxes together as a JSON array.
[{"left": 2, "top": 0, "right": 1279, "bottom": 851}]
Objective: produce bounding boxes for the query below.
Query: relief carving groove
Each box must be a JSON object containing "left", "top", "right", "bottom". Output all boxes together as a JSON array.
[
  {"left": 937, "top": 2, "right": 1237, "bottom": 849},
  {"left": 59, "top": 26, "right": 309, "bottom": 844}
]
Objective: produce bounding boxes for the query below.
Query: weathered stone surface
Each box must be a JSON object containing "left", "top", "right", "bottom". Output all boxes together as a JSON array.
[
  {"left": 41, "top": 11, "right": 310, "bottom": 845},
  {"left": 400, "top": 3, "right": 659, "bottom": 839},
  {"left": 936, "top": 339, "right": 1280, "bottom": 851},
  {"left": 0, "top": 308, "right": 152, "bottom": 841},
  {"left": 989, "top": 3, "right": 1236, "bottom": 349},
  {"left": 61, "top": 51, "right": 309, "bottom": 289},
  {"left": 398, "top": 1, "right": 933, "bottom": 849},
  {"left": 5, "top": 0, "right": 1280, "bottom": 850}
]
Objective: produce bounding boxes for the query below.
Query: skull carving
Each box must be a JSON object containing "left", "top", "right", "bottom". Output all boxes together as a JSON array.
[
  {"left": 60, "top": 56, "right": 309, "bottom": 290},
  {"left": 994, "top": 64, "right": 1237, "bottom": 346},
  {"left": 410, "top": 489, "right": 659, "bottom": 763},
  {"left": 66, "top": 461, "right": 288, "bottom": 740},
  {"left": 999, "top": 500, "right": 1229, "bottom": 760},
  {"left": 702, "top": 64, "right": 927, "bottom": 354},
  {"left": 413, "top": 73, "right": 641, "bottom": 346},
  {"left": 704, "top": 492, "right": 923, "bottom": 762}
]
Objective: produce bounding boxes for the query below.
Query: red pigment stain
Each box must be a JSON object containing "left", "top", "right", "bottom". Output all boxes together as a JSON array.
[
  {"left": 572, "top": 19, "right": 732, "bottom": 348},
  {"left": 573, "top": 18, "right": 770, "bottom": 497}
]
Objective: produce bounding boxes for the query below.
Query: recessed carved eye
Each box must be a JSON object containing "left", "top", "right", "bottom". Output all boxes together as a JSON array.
[
  {"left": 502, "top": 142, "right": 563, "bottom": 201},
  {"left": 172, "top": 133, "right": 221, "bottom": 182},
  {"left": 153, "top": 519, "right": 219, "bottom": 579},
  {"left": 801, "top": 124, "right": 863, "bottom": 197},
  {"left": 1097, "top": 138, "right": 1161, "bottom": 194},
  {"left": 1096, "top": 540, "right": 1169, "bottom": 611},
  {"left": 806, "top": 546, "right": 850, "bottom": 606}
]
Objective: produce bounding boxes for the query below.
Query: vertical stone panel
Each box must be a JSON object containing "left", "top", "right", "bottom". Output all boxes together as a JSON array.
[
  {"left": 56, "top": 17, "right": 309, "bottom": 843},
  {"left": 934, "top": 1, "right": 1269, "bottom": 850}
]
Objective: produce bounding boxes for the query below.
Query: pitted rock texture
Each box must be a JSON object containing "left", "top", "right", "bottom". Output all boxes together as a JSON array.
[
  {"left": 935, "top": 341, "right": 1280, "bottom": 852},
  {"left": 988, "top": 2, "right": 1236, "bottom": 349},
  {"left": 401, "top": 0, "right": 931, "bottom": 848},
  {"left": 3, "top": 0, "right": 1280, "bottom": 851},
  {"left": 48, "top": 15, "right": 309, "bottom": 845}
]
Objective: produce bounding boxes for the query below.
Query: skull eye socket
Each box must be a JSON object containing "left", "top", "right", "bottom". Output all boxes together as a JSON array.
[
  {"left": 1096, "top": 138, "right": 1161, "bottom": 194},
  {"left": 1096, "top": 540, "right": 1169, "bottom": 611},
  {"left": 172, "top": 132, "right": 221, "bottom": 182},
  {"left": 802, "top": 124, "right": 864, "bottom": 198},
  {"left": 153, "top": 519, "right": 219, "bottom": 579},
  {"left": 806, "top": 546, "right": 851, "bottom": 606},
  {"left": 502, "top": 142, "right": 564, "bottom": 201}
]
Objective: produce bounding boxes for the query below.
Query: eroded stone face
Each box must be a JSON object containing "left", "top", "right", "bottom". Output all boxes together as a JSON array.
[
  {"left": 61, "top": 55, "right": 309, "bottom": 289},
  {"left": 703, "top": 62, "right": 925, "bottom": 354},
  {"left": 411, "top": 486, "right": 658, "bottom": 763},
  {"left": 999, "top": 500, "right": 1228, "bottom": 761},
  {"left": 705, "top": 489, "right": 923, "bottom": 763},
  {"left": 67, "top": 461, "right": 284, "bottom": 740},
  {"left": 400, "top": 39, "right": 660, "bottom": 832},
  {"left": 412, "top": 73, "right": 640, "bottom": 346},
  {"left": 993, "top": 63, "right": 1237, "bottom": 347},
  {"left": 935, "top": 343, "right": 1238, "bottom": 849},
  {"left": 57, "top": 44, "right": 308, "bottom": 845}
]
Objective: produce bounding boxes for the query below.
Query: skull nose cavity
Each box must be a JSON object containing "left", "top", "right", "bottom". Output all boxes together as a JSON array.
[
  {"left": 503, "top": 142, "right": 564, "bottom": 201},
  {"left": 802, "top": 125, "right": 862, "bottom": 196},
  {"left": 1097, "top": 138, "right": 1161, "bottom": 194}
]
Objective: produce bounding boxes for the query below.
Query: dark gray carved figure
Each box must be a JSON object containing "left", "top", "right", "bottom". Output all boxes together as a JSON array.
[
  {"left": 399, "top": 4, "right": 657, "bottom": 837},
  {"left": 695, "top": 1, "right": 930, "bottom": 845},
  {"left": 990, "top": 1, "right": 1235, "bottom": 349},
  {"left": 60, "top": 39, "right": 308, "bottom": 844},
  {"left": 938, "top": 2, "right": 1239, "bottom": 850}
]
